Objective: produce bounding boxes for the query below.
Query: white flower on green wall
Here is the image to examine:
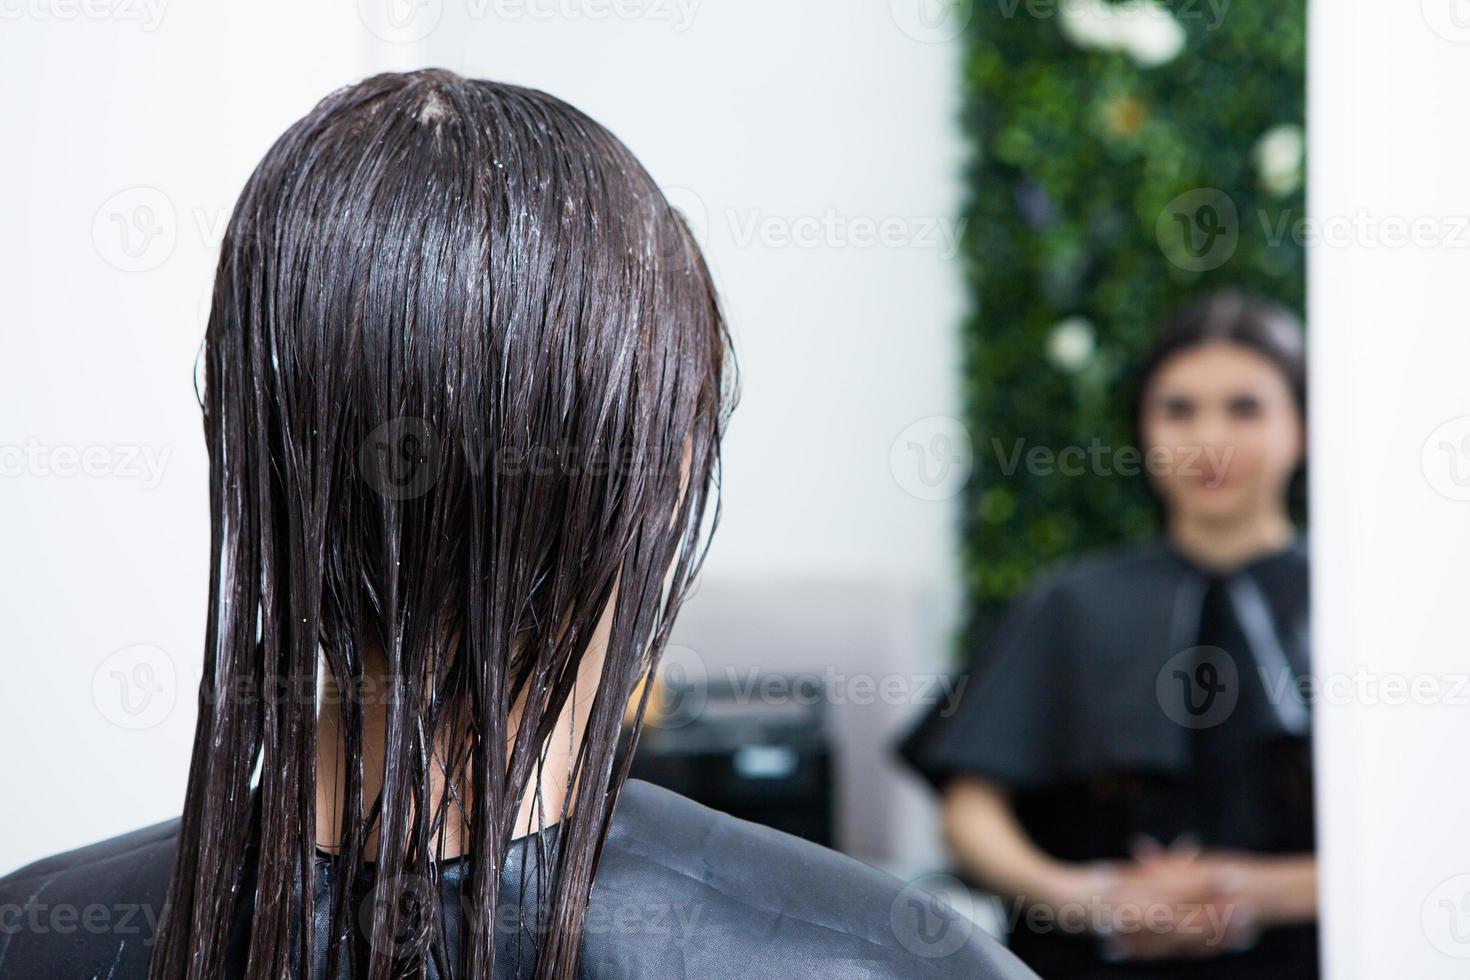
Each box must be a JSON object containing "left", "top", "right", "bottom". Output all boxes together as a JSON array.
[
  {"left": 1059, "top": 0, "right": 1187, "bottom": 68},
  {"left": 1046, "top": 317, "right": 1097, "bottom": 373},
  {"left": 1253, "top": 123, "right": 1305, "bottom": 197}
]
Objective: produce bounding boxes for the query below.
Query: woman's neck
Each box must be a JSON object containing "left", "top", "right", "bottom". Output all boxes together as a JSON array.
[
  {"left": 1166, "top": 505, "right": 1296, "bottom": 574},
  {"left": 314, "top": 583, "right": 617, "bottom": 860},
  {"left": 313, "top": 656, "right": 582, "bottom": 861}
]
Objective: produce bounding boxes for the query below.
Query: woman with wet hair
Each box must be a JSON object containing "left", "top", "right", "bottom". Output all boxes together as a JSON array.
[
  {"left": 899, "top": 290, "right": 1318, "bottom": 979},
  {"left": 0, "top": 71, "right": 1031, "bottom": 979}
]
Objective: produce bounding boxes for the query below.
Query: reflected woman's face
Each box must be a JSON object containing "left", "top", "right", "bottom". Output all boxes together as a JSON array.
[{"left": 1139, "top": 341, "right": 1303, "bottom": 523}]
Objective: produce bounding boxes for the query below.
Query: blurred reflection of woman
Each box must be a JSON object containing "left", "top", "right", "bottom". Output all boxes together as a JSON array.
[{"left": 899, "top": 290, "right": 1317, "bottom": 979}]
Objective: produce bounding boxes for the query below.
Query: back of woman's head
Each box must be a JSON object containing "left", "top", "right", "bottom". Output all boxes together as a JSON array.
[{"left": 154, "top": 69, "right": 733, "bottom": 979}]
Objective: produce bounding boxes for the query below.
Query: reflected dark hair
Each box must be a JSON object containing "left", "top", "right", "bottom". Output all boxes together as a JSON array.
[
  {"left": 152, "top": 69, "right": 734, "bottom": 979},
  {"left": 1131, "top": 288, "right": 1306, "bottom": 424},
  {"left": 1129, "top": 288, "right": 1306, "bottom": 516}
]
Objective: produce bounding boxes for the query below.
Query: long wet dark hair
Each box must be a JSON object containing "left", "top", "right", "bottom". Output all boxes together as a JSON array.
[{"left": 152, "top": 69, "right": 734, "bottom": 979}]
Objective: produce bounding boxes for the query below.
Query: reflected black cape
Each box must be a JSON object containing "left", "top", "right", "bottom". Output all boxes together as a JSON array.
[
  {"left": 899, "top": 537, "right": 1311, "bottom": 793},
  {"left": 896, "top": 537, "right": 1316, "bottom": 978},
  {"left": 0, "top": 780, "right": 1035, "bottom": 979}
]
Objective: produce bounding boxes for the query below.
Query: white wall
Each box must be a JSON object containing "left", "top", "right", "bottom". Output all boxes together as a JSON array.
[
  {"left": 0, "top": 0, "right": 967, "bottom": 876},
  {"left": 0, "top": 2, "right": 381, "bottom": 874},
  {"left": 1310, "top": 1, "right": 1470, "bottom": 976}
]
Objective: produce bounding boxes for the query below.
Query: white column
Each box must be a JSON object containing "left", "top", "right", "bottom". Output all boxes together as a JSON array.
[{"left": 1310, "top": 2, "right": 1470, "bottom": 976}]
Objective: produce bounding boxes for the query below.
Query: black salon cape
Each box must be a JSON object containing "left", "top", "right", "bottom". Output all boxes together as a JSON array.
[
  {"left": 898, "top": 537, "right": 1317, "bottom": 979},
  {"left": 0, "top": 779, "right": 1035, "bottom": 980}
]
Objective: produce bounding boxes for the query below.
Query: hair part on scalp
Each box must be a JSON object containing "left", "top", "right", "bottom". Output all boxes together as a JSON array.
[{"left": 151, "top": 68, "right": 736, "bottom": 980}]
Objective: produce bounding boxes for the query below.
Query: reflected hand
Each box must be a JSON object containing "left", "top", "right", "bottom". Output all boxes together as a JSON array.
[{"left": 1089, "top": 840, "right": 1261, "bottom": 961}]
